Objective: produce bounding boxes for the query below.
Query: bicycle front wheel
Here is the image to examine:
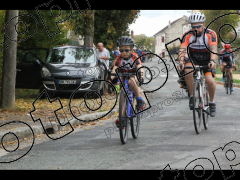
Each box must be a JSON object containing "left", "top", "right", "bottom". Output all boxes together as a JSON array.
[
  {"left": 202, "top": 83, "right": 209, "bottom": 130},
  {"left": 225, "top": 73, "right": 229, "bottom": 94},
  {"left": 119, "top": 89, "right": 129, "bottom": 144},
  {"left": 130, "top": 96, "right": 140, "bottom": 139},
  {"left": 193, "top": 80, "right": 203, "bottom": 134}
]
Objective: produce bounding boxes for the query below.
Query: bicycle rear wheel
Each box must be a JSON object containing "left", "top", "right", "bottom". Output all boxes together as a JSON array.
[
  {"left": 193, "top": 80, "right": 203, "bottom": 134},
  {"left": 130, "top": 96, "right": 140, "bottom": 139},
  {"left": 202, "top": 83, "right": 209, "bottom": 130},
  {"left": 119, "top": 89, "right": 129, "bottom": 144}
]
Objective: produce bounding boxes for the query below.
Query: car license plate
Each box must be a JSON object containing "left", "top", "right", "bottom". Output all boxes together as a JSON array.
[{"left": 59, "top": 80, "right": 76, "bottom": 84}]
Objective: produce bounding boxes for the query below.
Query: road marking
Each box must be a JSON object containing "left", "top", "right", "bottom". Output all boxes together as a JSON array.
[{"left": 173, "top": 75, "right": 179, "bottom": 77}]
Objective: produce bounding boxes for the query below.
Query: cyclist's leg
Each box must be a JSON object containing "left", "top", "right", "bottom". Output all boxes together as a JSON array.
[
  {"left": 227, "top": 60, "right": 234, "bottom": 82},
  {"left": 128, "top": 75, "right": 145, "bottom": 110},
  {"left": 228, "top": 68, "right": 234, "bottom": 91},
  {"left": 204, "top": 68, "right": 216, "bottom": 117},
  {"left": 184, "top": 62, "right": 195, "bottom": 96},
  {"left": 221, "top": 62, "right": 225, "bottom": 80},
  {"left": 205, "top": 72, "right": 216, "bottom": 102}
]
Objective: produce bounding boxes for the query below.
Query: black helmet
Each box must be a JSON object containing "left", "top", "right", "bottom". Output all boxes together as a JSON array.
[{"left": 117, "top": 36, "right": 134, "bottom": 47}]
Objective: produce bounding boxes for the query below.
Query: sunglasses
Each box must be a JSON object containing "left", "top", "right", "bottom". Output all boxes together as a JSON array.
[
  {"left": 191, "top": 24, "right": 203, "bottom": 29},
  {"left": 119, "top": 49, "right": 130, "bottom": 53}
]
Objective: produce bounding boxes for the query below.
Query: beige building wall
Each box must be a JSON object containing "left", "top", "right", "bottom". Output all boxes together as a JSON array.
[{"left": 154, "top": 32, "right": 165, "bottom": 57}]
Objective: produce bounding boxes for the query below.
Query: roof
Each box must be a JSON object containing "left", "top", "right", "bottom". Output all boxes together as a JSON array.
[
  {"left": 53, "top": 45, "right": 94, "bottom": 49},
  {"left": 153, "top": 16, "right": 185, "bottom": 37}
]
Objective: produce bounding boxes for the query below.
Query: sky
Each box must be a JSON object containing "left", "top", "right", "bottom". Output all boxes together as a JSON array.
[{"left": 129, "top": 10, "right": 192, "bottom": 37}]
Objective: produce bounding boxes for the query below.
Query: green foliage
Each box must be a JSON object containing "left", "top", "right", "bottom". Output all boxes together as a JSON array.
[
  {"left": 134, "top": 34, "right": 148, "bottom": 42},
  {"left": 134, "top": 34, "right": 155, "bottom": 52},
  {"left": 17, "top": 10, "right": 71, "bottom": 50},
  {"left": 201, "top": 10, "right": 240, "bottom": 47},
  {"left": 0, "top": 10, "right": 71, "bottom": 87},
  {"left": 68, "top": 10, "right": 140, "bottom": 51}
]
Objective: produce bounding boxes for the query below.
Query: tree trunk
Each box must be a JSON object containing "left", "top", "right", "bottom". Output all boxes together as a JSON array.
[
  {"left": 0, "top": 10, "right": 19, "bottom": 109},
  {"left": 84, "top": 10, "right": 95, "bottom": 46}
]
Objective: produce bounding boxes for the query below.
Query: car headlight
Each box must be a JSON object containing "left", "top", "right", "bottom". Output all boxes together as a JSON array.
[
  {"left": 85, "top": 67, "right": 97, "bottom": 77},
  {"left": 41, "top": 67, "right": 52, "bottom": 78}
]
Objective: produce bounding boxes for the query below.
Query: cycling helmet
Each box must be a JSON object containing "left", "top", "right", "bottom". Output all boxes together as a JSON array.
[
  {"left": 117, "top": 36, "right": 134, "bottom": 47},
  {"left": 189, "top": 12, "right": 206, "bottom": 23},
  {"left": 224, "top": 44, "right": 231, "bottom": 50}
]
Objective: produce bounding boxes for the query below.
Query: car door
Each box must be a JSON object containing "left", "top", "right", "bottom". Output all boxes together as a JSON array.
[{"left": 16, "top": 48, "right": 49, "bottom": 89}]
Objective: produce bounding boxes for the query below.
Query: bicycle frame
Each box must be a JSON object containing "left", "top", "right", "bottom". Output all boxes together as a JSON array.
[
  {"left": 193, "top": 65, "right": 209, "bottom": 112},
  {"left": 123, "top": 78, "right": 136, "bottom": 120}
]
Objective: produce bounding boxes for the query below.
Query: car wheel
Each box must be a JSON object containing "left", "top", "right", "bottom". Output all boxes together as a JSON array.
[{"left": 100, "top": 81, "right": 105, "bottom": 96}]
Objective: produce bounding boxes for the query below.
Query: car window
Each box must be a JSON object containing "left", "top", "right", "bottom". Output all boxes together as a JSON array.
[
  {"left": 46, "top": 48, "right": 95, "bottom": 64},
  {"left": 17, "top": 48, "right": 48, "bottom": 63}
]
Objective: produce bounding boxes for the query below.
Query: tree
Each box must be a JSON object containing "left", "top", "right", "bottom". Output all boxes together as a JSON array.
[
  {"left": 84, "top": 10, "right": 95, "bottom": 46},
  {"left": 134, "top": 34, "right": 148, "bottom": 42},
  {"left": 0, "top": 10, "right": 71, "bottom": 108},
  {"left": 0, "top": 10, "right": 19, "bottom": 109},
  {"left": 68, "top": 10, "right": 140, "bottom": 51},
  {"left": 17, "top": 10, "right": 71, "bottom": 50},
  {"left": 201, "top": 10, "right": 240, "bottom": 47},
  {"left": 135, "top": 35, "right": 155, "bottom": 52},
  {"left": 0, "top": 10, "right": 6, "bottom": 84}
]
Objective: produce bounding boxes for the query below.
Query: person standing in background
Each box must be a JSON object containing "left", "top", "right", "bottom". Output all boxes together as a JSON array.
[{"left": 96, "top": 42, "right": 110, "bottom": 69}]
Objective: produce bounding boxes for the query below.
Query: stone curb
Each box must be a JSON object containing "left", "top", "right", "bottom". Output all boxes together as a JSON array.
[
  {"left": 0, "top": 88, "right": 147, "bottom": 145},
  {"left": 0, "top": 108, "right": 118, "bottom": 144},
  {"left": 215, "top": 81, "right": 240, "bottom": 88}
]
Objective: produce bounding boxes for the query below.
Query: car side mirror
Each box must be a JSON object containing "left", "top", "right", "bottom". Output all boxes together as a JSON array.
[{"left": 32, "top": 59, "right": 42, "bottom": 66}]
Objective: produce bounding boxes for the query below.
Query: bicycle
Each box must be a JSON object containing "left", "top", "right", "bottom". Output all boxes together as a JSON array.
[
  {"left": 181, "top": 64, "right": 214, "bottom": 134},
  {"left": 223, "top": 64, "right": 233, "bottom": 95},
  {"left": 109, "top": 71, "right": 142, "bottom": 144}
]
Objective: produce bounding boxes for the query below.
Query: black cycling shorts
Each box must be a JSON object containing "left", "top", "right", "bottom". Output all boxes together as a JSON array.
[{"left": 183, "top": 58, "right": 216, "bottom": 77}]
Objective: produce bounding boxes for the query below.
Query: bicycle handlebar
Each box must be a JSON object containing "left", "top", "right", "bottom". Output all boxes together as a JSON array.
[
  {"left": 179, "top": 64, "right": 215, "bottom": 78},
  {"left": 108, "top": 70, "right": 143, "bottom": 86}
]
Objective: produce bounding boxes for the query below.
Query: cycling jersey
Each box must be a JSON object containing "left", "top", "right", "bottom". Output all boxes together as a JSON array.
[
  {"left": 181, "top": 28, "right": 217, "bottom": 65},
  {"left": 219, "top": 49, "right": 235, "bottom": 65},
  {"left": 114, "top": 54, "right": 141, "bottom": 72}
]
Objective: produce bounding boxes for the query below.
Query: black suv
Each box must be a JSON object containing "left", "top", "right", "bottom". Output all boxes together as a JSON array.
[{"left": 16, "top": 45, "right": 108, "bottom": 97}]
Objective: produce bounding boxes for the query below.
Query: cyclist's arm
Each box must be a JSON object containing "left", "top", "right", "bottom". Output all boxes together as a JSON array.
[
  {"left": 231, "top": 51, "right": 235, "bottom": 65},
  {"left": 178, "top": 44, "right": 187, "bottom": 63},
  {"left": 136, "top": 64, "right": 144, "bottom": 82},
  {"left": 209, "top": 44, "right": 218, "bottom": 63},
  {"left": 111, "top": 65, "right": 118, "bottom": 80}
]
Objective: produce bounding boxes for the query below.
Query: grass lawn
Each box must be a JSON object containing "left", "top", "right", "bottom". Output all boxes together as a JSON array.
[
  {"left": 215, "top": 77, "right": 240, "bottom": 84},
  {"left": 215, "top": 64, "right": 240, "bottom": 84},
  {"left": 215, "top": 64, "right": 240, "bottom": 74}
]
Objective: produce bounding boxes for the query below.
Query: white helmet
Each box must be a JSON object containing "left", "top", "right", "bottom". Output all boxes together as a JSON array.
[{"left": 189, "top": 12, "right": 206, "bottom": 23}]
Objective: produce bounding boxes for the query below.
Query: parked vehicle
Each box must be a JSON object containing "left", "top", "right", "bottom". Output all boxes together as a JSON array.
[{"left": 16, "top": 45, "right": 108, "bottom": 97}]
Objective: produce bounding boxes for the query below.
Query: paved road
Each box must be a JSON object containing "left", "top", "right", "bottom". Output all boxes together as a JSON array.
[{"left": 1, "top": 57, "right": 240, "bottom": 173}]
